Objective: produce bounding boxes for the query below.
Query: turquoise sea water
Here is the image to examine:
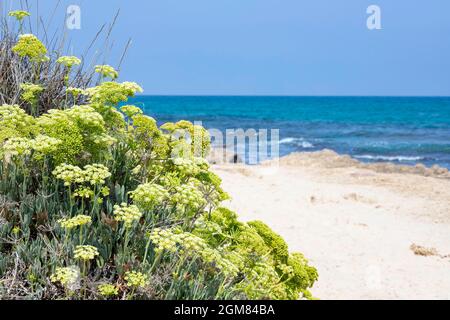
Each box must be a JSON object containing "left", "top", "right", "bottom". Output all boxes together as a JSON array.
[{"left": 129, "top": 96, "right": 450, "bottom": 168}]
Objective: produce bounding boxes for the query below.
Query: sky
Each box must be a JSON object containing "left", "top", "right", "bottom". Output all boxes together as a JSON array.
[{"left": 3, "top": 0, "right": 450, "bottom": 96}]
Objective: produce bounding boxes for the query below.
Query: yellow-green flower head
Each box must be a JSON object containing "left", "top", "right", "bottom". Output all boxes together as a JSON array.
[
  {"left": 8, "top": 10, "right": 30, "bottom": 21},
  {"left": 73, "top": 186, "right": 95, "bottom": 199},
  {"left": 98, "top": 283, "right": 119, "bottom": 297},
  {"left": 101, "top": 186, "right": 111, "bottom": 197},
  {"left": 27, "top": 273, "right": 38, "bottom": 284},
  {"left": 53, "top": 164, "right": 85, "bottom": 186},
  {"left": 20, "top": 83, "right": 44, "bottom": 92},
  {"left": 172, "top": 157, "right": 209, "bottom": 176},
  {"left": 66, "top": 87, "right": 84, "bottom": 97},
  {"left": 12, "top": 34, "right": 48, "bottom": 62},
  {"left": 57, "top": 56, "right": 82, "bottom": 68},
  {"left": 0, "top": 104, "right": 36, "bottom": 130},
  {"left": 194, "top": 157, "right": 210, "bottom": 169},
  {"left": 124, "top": 271, "right": 148, "bottom": 289},
  {"left": 121, "top": 82, "right": 143, "bottom": 94},
  {"left": 20, "top": 83, "right": 44, "bottom": 104},
  {"left": 171, "top": 181, "right": 207, "bottom": 210},
  {"left": 31, "top": 135, "right": 61, "bottom": 155},
  {"left": 67, "top": 105, "right": 105, "bottom": 128},
  {"left": 85, "top": 82, "right": 143, "bottom": 107},
  {"left": 53, "top": 163, "right": 111, "bottom": 186},
  {"left": 113, "top": 203, "right": 142, "bottom": 228},
  {"left": 74, "top": 245, "right": 99, "bottom": 261},
  {"left": 50, "top": 267, "right": 79, "bottom": 287},
  {"left": 120, "top": 105, "right": 143, "bottom": 118},
  {"left": 93, "top": 133, "right": 117, "bottom": 146},
  {"left": 36, "top": 109, "right": 69, "bottom": 128},
  {"left": 58, "top": 215, "right": 92, "bottom": 230},
  {"left": 2, "top": 137, "right": 32, "bottom": 157},
  {"left": 83, "top": 164, "right": 111, "bottom": 185},
  {"left": 130, "top": 183, "right": 169, "bottom": 211},
  {"left": 11, "top": 226, "right": 21, "bottom": 235},
  {"left": 149, "top": 228, "right": 184, "bottom": 253},
  {"left": 110, "top": 108, "right": 126, "bottom": 123},
  {"left": 277, "top": 263, "right": 295, "bottom": 277},
  {"left": 95, "top": 65, "right": 119, "bottom": 80}
]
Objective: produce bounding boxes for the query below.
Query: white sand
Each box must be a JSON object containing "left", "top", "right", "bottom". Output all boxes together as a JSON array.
[{"left": 212, "top": 150, "right": 450, "bottom": 300}]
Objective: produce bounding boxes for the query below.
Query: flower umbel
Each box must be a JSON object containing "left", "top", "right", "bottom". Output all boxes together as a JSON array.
[
  {"left": 124, "top": 271, "right": 148, "bottom": 289},
  {"left": 8, "top": 10, "right": 30, "bottom": 22},
  {"left": 53, "top": 164, "right": 85, "bottom": 186},
  {"left": 58, "top": 215, "right": 92, "bottom": 230},
  {"left": 98, "top": 284, "right": 119, "bottom": 297},
  {"left": 130, "top": 183, "right": 168, "bottom": 211},
  {"left": 50, "top": 267, "right": 79, "bottom": 287},
  {"left": 113, "top": 203, "right": 142, "bottom": 228},
  {"left": 120, "top": 105, "right": 143, "bottom": 118},
  {"left": 66, "top": 87, "right": 84, "bottom": 98},
  {"left": 95, "top": 65, "right": 119, "bottom": 80},
  {"left": 12, "top": 226, "right": 21, "bottom": 235},
  {"left": 171, "top": 181, "right": 207, "bottom": 211},
  {"left": 53, "top": 163, "right": 111, "bottom": 186},
  {"left": 2, "top": 137, "right": 32, "bottom": 157},
  {"left": 83, "top": 164, "right": 111, "bottom": 185},
  {"left": 12, "top": 34, "right": 48, "bottom": 62},
  {"left": 74, "top": 245, "right": 99, "bottom": 261},
  {"left": 20, "top": 83, "right": 44, "bottom": 105},
  {"left": 57, "top": 56, "right": 82, "bottom": 68},
  {"left": 31, "top": 135, "right": 61, "bottom": 156}
]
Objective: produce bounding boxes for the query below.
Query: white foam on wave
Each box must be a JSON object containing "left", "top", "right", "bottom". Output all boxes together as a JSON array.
[
  {"left": 354, "top": 155, "right": 424, "bottom": 162},
  {"left": 279, "top": 137, "right": 314, "bottom": 149},
  {"left": 279, "top": 138, "right": 296, "bottom": 144}
]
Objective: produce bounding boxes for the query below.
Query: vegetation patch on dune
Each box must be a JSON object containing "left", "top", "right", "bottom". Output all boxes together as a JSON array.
[{"left": 0, "top": 11, "right": 317, "bottom": 300}]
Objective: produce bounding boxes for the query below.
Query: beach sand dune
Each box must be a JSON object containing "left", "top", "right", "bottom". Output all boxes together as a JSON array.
[{"left": 213, "top": 150, "right": 450, "bottom": 300}]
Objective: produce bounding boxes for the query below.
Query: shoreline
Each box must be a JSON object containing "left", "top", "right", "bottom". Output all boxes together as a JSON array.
[
  {"left": 212, "top": 150, "right": 450, "bottom": 299},
  {"left": 209, "top": 148, "right": 450, "bottom": 179}
]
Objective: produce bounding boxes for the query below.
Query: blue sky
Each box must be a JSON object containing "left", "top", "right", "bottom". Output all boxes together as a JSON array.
[{"left": 4, "top": 0, "right": 450, "bottom": 96}]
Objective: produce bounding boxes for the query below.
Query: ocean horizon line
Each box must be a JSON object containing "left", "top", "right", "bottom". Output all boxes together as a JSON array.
[
  {"left": 130, "top": 95, "right": 450, "bottom": 169},
  {"left": 134, "top": 94, "right": 450, "bottom": 98}
]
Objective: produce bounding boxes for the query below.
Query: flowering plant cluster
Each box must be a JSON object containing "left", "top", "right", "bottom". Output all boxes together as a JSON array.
[
  {"left": 130, "top": 183, "right": 169, "bottom": 211},
  {"left": 57, "top": 56, "right": 82, "bottom": 68},
  {"left": 98, "top": 283, "right": 119, "bottom": 297},
  {"left": 0, "top": 12, "right": 317, "bottom": 301},
  {"left": 113, "top": 203, "right": 142, "bottom": 228},
  {"left": 58, "top": 215, "right": 92, "bottom": 230},
  {"left": 124, "top": 271, "right": 148, "bottom": 289},
  {"left": 50, "top": 267, "right": 80, "bottom": 288},
  {"left": 12, "top": 34, "right": 48, "bottom": 62},
  {"left": 95, "top": 65, "right": 119, "bottom": 80},
  {"left": 20, "top": 83, "right": 44, "bottom": 105},
  {"left": 8, "top": 10, "right": 31, "bottom": 21},
  {"left": 121, "top": 105, "right": 143, "bottom": 118},
  {"left": 74, "top": 245, "right": 100, "bottom": 261}
]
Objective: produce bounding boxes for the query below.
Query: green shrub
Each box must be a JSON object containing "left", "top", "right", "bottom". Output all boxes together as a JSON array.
[
  {"left": 0, "top": 10, "right": 317, "bottom": 300},
  {"left": 287, "top": 253, "right": 319, "bottom": 293},
  {"left": 248, "top": 220, "right": 289, "bottom": 263},
  {"left": 193, "top": 208, "right": 317, "bottom": 300}
]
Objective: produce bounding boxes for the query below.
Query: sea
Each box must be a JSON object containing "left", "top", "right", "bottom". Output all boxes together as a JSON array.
[{"left": 128, "top": 96, "right": 450, "bottom": 169}]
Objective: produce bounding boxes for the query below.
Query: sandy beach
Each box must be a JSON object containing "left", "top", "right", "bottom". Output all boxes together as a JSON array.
[{"left": 212, "top": 150, "right": 450, "bottom": 300}]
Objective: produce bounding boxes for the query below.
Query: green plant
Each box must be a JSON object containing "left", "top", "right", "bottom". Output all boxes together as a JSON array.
[
  {"left": 0, "top": 10, "right": 317, "bottom": 301},
  {"left": 247, "top": 220, "right": 289, "bottom": 263}
]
